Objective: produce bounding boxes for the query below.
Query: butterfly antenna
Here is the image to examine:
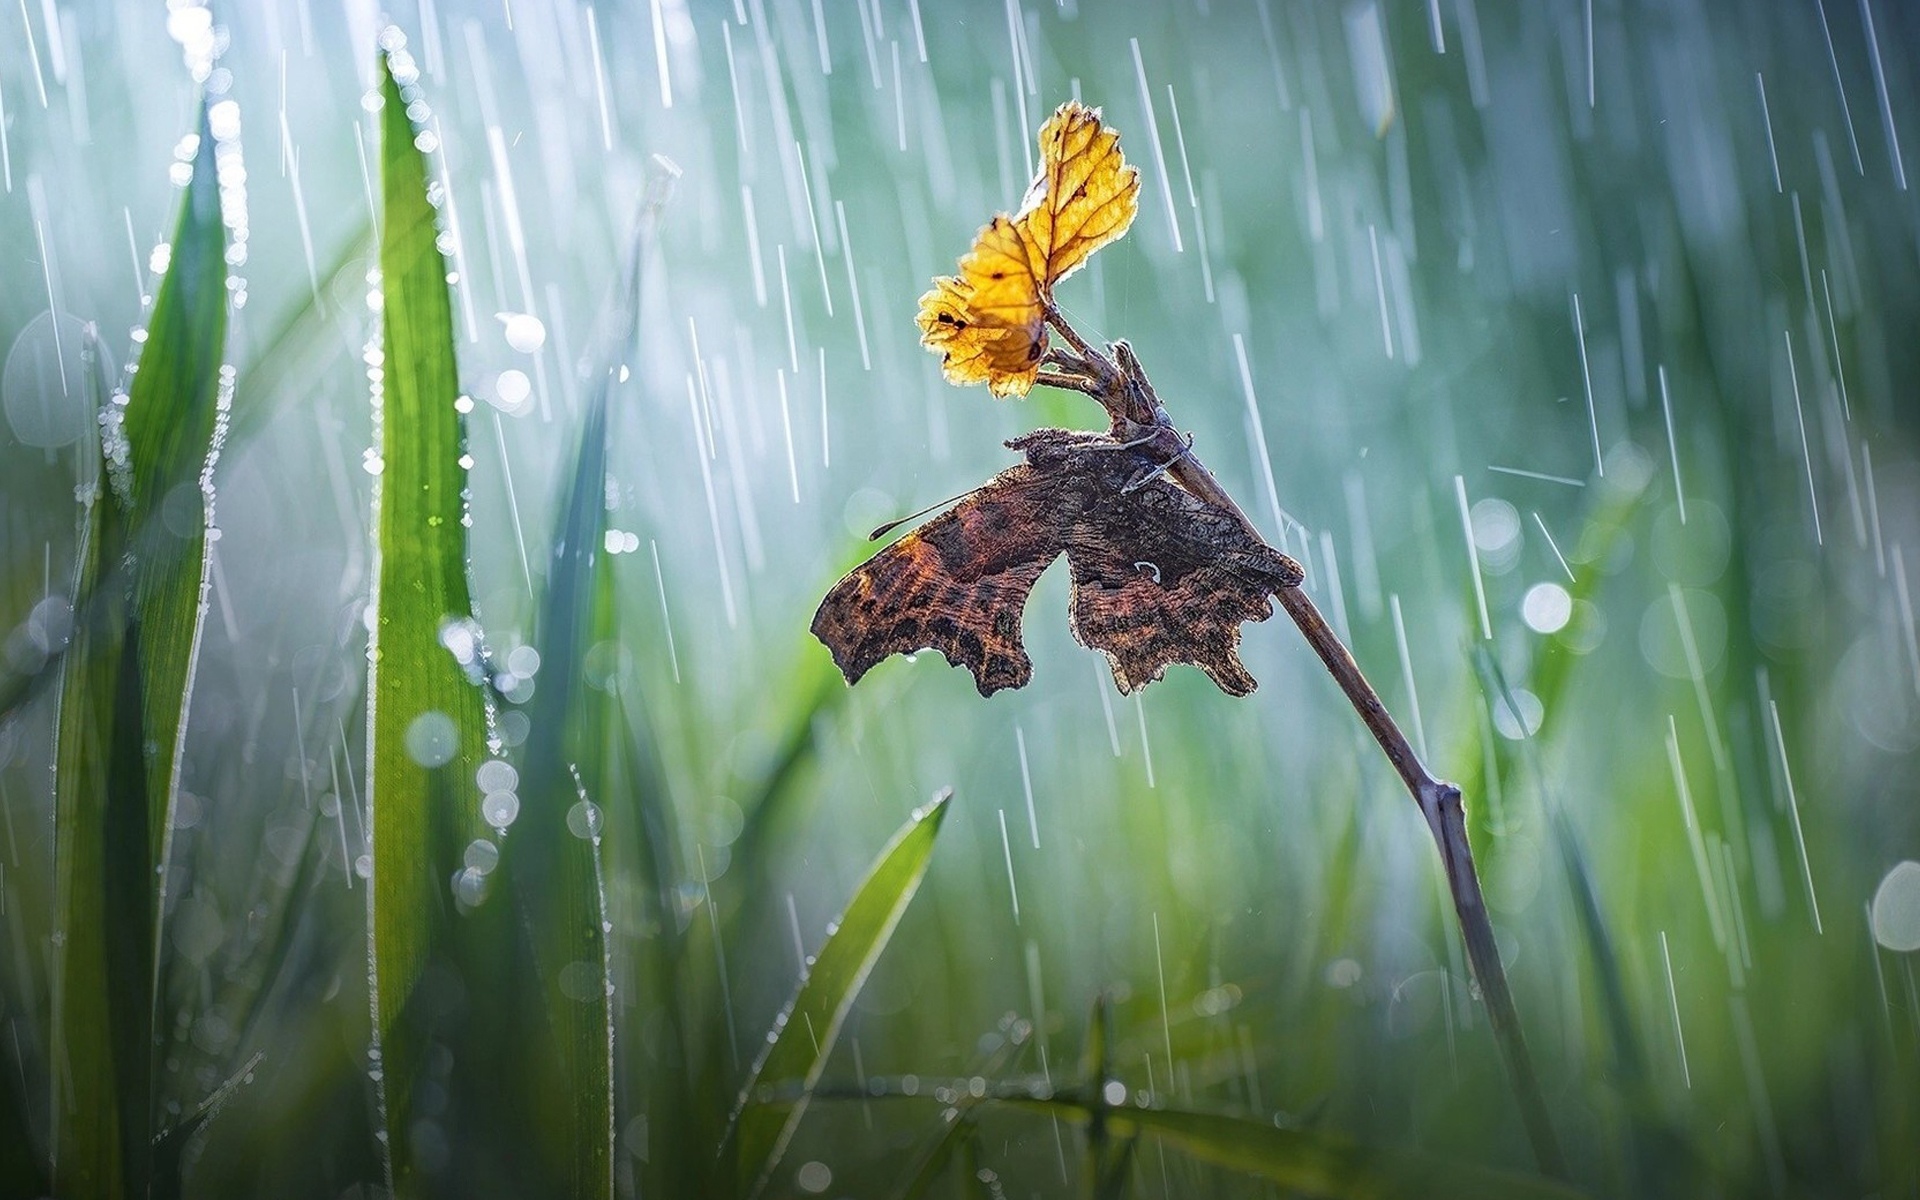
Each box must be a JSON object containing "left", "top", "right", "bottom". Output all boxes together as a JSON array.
[{"left": 868, "top": 486, "right": 983, "bottom": 540}]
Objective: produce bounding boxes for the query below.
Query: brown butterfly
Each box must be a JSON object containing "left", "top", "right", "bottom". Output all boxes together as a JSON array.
[{"left": 810, "top": 425, "right": 1303, "bottom": 697}]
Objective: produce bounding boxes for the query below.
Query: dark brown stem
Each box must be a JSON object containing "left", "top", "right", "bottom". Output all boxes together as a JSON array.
[
  {"left": 1274, "top": 587, "right": 1567, "bottom": 1180},
  {"left": 1035, "top": 345, "right": 1567, "bottom": 1179}
]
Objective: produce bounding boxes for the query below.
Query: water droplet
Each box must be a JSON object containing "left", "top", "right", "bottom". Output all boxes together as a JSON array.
[
  {"left": 558, "top": 960, "right": 601, "bottom": 1001},
  {"left": 404, "top": 711, "right": 459, "bottom": 768},
  {"left": 452, "top": 866, "right": 488, "bottom": 906},
  {"left": 493, "top": 368, "right": 532, "bottom": 415},
  {"left": 172, "top": 895, "right": 226, "bottom": 964},
  {"left": 622, "top": 1114, "right": 649, "bottom": 1160},
  {"left": 498, "top": 312, "right": 548, "bottom": 353},
  {"left": 476, "top": 759, "right": 518, "bottom": 793},
  {"left": 1639, "top": 588, "right": 1726, "bottom": 680},
  {"left": 1470, "top": 497, "right": 1521, "bottom": 555},
  {"left": 481, "top": 790, "right": 520, "bottom": 830},
  {"left": 464, "top": 839, "right": 499, "bottom": 874},
  {"left": 1872, "top": 861, "right": 1920, "bottom": 952},
  {"left": 165, "top": 5, "right": 212, "bottom": 46},
  {"left": 497, "top": 709, "right": 530, "bottom": 748},
  {"left": 1521, "top": 582, "right": 1572, "bottom": 634},
  {"left": 567, "top": 800, "right": 603, "bottom": 840},
  {"left": 702, "top": 797, "right": 745, "bottom": 847},
  {"left": 1491, "top": 688, "right": 1544, "bottom": 739},
  {"left": 208, "top": 99, "right": 242, "bottom": 141},
  {"left": 4, "top": 312, "right": 97, "bottom": 449},
  {"left": 796, "top": 1161, "right": 832, "bottom": 1193},
  {"left": 506, "top": 644, "right": 541, "bottom": 677},
  {"left": 1325, "top": 958, "right": 1363, "bottom": 988}
]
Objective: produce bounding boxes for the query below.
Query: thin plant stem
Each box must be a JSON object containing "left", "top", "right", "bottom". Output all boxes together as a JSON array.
[
  {"left": 1034, "top": 369, "right": 1100, "bottom": 395},
  {"left": 1037, "top": 315, "right": 1569, "bottom": 1180},
  {"left": 1042, "top": 301, "right": 1110, "bottom": 371},
  {"left": 1273, "top": 586, "right": 1567, "bottom": 1180}
]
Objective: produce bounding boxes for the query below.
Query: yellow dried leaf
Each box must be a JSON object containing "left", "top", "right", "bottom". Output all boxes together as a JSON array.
[
  {"left": 915, "top": 215, "right": 1044, "bottom": 398},
  {"left": 915, "top": 100, "right": 1137, "bottom": 397},
  {"left": 1017, "top": 101, "right": 1140, "bottom": 289}
]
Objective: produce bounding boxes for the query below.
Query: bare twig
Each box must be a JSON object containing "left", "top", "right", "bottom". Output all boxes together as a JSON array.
[
  {"left": 1037, "top": 322, "right": 1568, "bottom": 1179},
  {"left": 1274, "top": 588, "right": 1566, "bottom": 1179},
  {"left": 1033, "top": 369, "right": 1100, "bottom": 395},
  {"left": 1042, "top": 302, "right": 1112, "bottom": 373}
]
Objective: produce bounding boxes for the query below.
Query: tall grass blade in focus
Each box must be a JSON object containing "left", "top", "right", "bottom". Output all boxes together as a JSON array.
[
  {"left": 730, "top": 789, "right": 952, "bottom": 1197},
  {"left": 363, "top": 39, "right": 495, "bottom": 1197},
  {"left": 46, "top": 100, "right": 229, "bottom": 1197}
]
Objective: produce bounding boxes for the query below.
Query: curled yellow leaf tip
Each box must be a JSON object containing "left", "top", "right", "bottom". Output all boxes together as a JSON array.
[{"left": 915, "top": 101, "right": 1140, "bottom": 398}]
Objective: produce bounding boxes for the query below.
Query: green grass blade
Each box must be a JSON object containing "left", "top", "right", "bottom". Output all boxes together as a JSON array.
[
  {"left": 0, "top": 211, "right": 344, "bottom": 733},
  {"left": 48, "top": 512, "right": 146, "bottom": 1197},
  {"left": 502, "top": 217, "right": 654, "bottom": 1199},
  {"left": 893, "top": 1106, "right": 980, "bottom": 1200},
  {"left": 0, "top": 1042, "right": 48, "bottom": 1198},
  {"left": 1007, "top": 1097, "right": 1586, "bottom": 1200},
  {"left": 120, "top": 102, "right": 230, "bottom": 979},
  {"left": 365, "top": 40, "right": 492, "bottom": 1197},
  {"left": 1077, "top": 994, "right": 1123, "bottom": 1200},
  {"left": 46, "top": 105, "right": 228, "bottom": 1197},
  {"left": 505, "top": 173, "right": 681, "bottom": 1200},
  {"left": 725, "top": 655, "right": 843, "bottom": 889},
  {"left": 731, "top": 789, "right": 953, "bottom": 1197},
  {"left": 1120, "top": 1106, "right": 1587, "bottom": 1200}
]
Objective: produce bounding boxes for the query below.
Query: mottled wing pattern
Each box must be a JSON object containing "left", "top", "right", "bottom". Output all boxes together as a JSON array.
[
  {"left": 1009, "top": 431, "right": 1303, "bottom": 696},
  {"left": 814, "top": 429, "right": 1302, "bottom": 698},
  {"left": 811, "top": 464, "right": 1069, "bottom": 696}
]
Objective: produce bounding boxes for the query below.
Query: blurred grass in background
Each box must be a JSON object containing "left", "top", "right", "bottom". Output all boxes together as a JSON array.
[{"left": 2, "top": 0, "right": 1919, "bottom": 1196}]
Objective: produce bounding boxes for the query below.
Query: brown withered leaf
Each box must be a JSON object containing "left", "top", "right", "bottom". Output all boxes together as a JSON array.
[
  {"left": 914, "top": 101, "right": 1138, "bottom": 398},
  {"left": 811, "top": 429, "right": 1303, "bottom": 697}
]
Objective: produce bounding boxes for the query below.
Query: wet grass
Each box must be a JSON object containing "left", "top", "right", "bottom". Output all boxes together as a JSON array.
[{"left": 2, "top": 2, "right": 1919, "bottom": 1198}]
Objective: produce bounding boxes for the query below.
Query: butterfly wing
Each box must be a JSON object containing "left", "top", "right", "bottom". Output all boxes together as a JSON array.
[
  {"left": 1049, "top": 443, "right": 1303, "bottom": 696},
  {"left": 811, "top": 463, "right": 1070, "bottom": 697}
]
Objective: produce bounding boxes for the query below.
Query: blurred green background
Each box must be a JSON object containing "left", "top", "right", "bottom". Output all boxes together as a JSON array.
[{"left": 3, "top": 0, "right": 1919, "bottom": 1196}]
